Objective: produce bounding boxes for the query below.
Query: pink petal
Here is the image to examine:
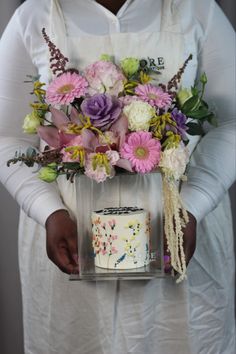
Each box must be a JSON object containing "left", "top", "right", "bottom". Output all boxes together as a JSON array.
[
  {"left": 81, "top": 129, "right": 99, "bottom": 151},
  {"left": 116, "top": 158, "right": 134, "bottom": 172},
  {"left": 58, "top": 131, "right": 77, "bottom": 146},
  {"left": 110, "top": 115, "right": 128, "bottom": 149},
  {"left": 37, "top": 126, "right": 60, "bottom": 148},
  {"left": 128, "top": 133, "right": 141, "bottom": 146},
  {"left": 50, "top": 107, "right": 69, "bottom": 128},
  {"left": 70, "top": 107, "right": 82, "bottom": 124}
]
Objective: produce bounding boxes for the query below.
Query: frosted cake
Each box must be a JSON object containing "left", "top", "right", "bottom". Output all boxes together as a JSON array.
[{"left": 91, "top": 207, "right": 150, "bottom": 270}]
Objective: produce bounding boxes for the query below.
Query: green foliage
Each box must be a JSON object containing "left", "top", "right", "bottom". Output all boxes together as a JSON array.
[
  {"left": 186, "top": 122, "right": 205, "bottom": 136},
  {"left": 7, "top": 147, "right": 38, "bottom": 168},
  {"left": 177, "top": 72, "right": 217, "bottom": 136}
]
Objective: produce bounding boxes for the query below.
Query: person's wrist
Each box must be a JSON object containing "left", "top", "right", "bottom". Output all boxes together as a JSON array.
[
  {"left": 187, "top": 211, "right": 197, "bottom": 225},
  {"left": 45, "top": 209, "right": 70, "bottom": 228}
]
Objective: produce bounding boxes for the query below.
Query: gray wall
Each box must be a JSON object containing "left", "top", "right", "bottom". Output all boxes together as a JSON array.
[
  {"left": 0, "top": 1, "right": 235, "bottom": 354},
  {"left": 0, "top": 3, "right": 24, "bottom": 354}
]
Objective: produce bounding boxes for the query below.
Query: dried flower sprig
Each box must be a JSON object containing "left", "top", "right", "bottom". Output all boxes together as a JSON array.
[
  {"left": 167, "top": 54, "right": 193, "bottom": 91},
  {"left": 42, "top": 28, "right": 69, "bottom": 76},
  {"left": 7, "top": 147, "right": 62, "bottom": 168},
  {"left": 162, "top": 175, "right": 189, "bottom": 282}
]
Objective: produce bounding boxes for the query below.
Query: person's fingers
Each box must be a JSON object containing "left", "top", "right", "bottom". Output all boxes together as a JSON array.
[
  {"left": 46, "top": 234, "right": 78, "bottom": 274},
  {"left": 55, "top": 242, "right": 79, "bottom": 274},
  {"left": 163, "top": 211, "right": 197, "bottom": 273},
  {"left": 183, "top": 212, "right": 196, "bottom": 265},
  {"left": 46, "top": 240, "right": 72, "bottom": 274},
  {"left": 45, "top": 210, "right": 79, "bottom": 274},
  {"left": 184, "top": 235, "right": 196, "bottom": 265}
]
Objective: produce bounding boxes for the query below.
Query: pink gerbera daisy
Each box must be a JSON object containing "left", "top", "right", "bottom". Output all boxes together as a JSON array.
[
  {"left": 135, "top": 84, "right": 172, "bottom": 109},
  {"left": 46, "top": 72, "right": 88, "bottom": 105},
  {"left": 120, "top": 131, "right": 161, "bottom": 173}
]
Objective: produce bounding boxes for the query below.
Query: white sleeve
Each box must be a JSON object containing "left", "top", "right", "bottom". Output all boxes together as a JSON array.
[
  {"left": 0, "top": 9, "right": 67, "bottom": 227},
  {"left": 180, "top": 2, "right": 236, "bottom": 222}
]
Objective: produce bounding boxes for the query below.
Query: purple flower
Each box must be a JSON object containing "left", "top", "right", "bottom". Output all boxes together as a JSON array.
[
  {"left": 164, "top": 255, "right": 172, "bottom": 273},
  {"left": 81, "top": 93, "right": 122, "bottom": 131},
  {"left": 169, "top": 108, "right": 188, "bottom": 140}
]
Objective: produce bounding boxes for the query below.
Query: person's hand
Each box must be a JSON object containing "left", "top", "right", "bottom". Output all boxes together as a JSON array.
[
  {"left": 164, "top": 211, "right": 196, "bottom": 272},
  {"left": 183, "top": 211, "right": 197, "bottom": 266},
  {"left": 45, "top": 209, "right": 79, "bottom": 274}
]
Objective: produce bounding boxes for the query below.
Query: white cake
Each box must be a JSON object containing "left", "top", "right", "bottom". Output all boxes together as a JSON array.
[{"left": 91, "top": 207, "right": 150, "bottom": 270}]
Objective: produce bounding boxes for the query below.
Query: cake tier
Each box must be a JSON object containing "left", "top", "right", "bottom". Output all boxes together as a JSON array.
[{"left": 91, "top": 207, "right": 150, "bottom": 270}]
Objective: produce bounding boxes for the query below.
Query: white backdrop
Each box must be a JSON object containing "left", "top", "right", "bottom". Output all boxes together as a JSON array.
[{"left": 0, "top": 1, "right": 235, "bottom": 354}]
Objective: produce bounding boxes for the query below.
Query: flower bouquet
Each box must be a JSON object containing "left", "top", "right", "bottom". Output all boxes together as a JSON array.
[{"left": 8, "top": 29, "right": 216, "bottom": 281}]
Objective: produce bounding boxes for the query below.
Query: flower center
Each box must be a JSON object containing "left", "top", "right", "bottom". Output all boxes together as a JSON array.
[
  {"left": 92, "top": 153, "right": 111, "bottom": 174},
  {"left": 64, "top": 146, "right": 85, "bottom": 164},
  {"left": 148, "top": 93, "right": 158, "bottom": 100},
  {"left": 57, "top": 84, "right": 75, "bottom": 94},
  {"left": 66, "top": 123, "right": 81, "bottom": 134},
  {"left": 135, "top": 147, "right": 149, "bottom": 159}
]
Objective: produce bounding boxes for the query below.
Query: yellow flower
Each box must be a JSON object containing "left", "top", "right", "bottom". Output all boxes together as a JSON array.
[
  {"left": 140, "top": 71, "right": 152, "bottom": 84},
  {"left": 30, "top": 103, "right": 49, "bottom": 111},
  {"left": 33, "top": 81, "right": 46, "bottom": 100},
  {"left": 124, "top": 81, "right": 139, "bottom": 95},
  {"left": 150, "top": 113, "right": 176, "bottom": 140},
  {"left": 65, "top": 123, "right": 82, "bottom": 134},
  {"left": 162, "top": 132, "right": 181, "bottom": 149}
]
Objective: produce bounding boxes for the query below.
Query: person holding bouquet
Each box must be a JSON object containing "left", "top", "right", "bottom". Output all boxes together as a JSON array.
[{"left": 0, "top": 0, "right": 235, "bottom": 353}]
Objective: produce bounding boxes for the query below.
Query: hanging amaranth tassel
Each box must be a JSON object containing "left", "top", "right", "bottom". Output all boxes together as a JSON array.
[{"left": 162, "top": 175, "right": 189, "bottom": 283}]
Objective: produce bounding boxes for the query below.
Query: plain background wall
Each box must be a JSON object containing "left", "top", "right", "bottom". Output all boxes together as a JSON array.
[
  {"left": 0, "top": 2, "right": 24, "bottom": 354},
  {"left": 0, "top": 1, "right": 235, "bottom": 354}
]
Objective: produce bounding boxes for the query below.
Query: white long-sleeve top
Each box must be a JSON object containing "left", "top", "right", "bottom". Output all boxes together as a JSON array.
[{"left": 0, "top": 0, "right": 235, "bottom": 226}]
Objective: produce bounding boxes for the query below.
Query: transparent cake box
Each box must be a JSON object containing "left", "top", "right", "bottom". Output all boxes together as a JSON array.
[{"left": 70, "top": 173, "right": 165, "bottom": 281}]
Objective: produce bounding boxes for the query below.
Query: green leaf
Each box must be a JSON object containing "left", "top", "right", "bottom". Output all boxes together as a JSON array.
[
  {"left": 186, "top": 122, "right": 204, "bottom": 136},
  {"left": 207, "top": 114, "right": 218, "bottom": 127},
  {"left": 182, "top": 95, "right": 200, "bottom": 114},
  {"left": 201, "top": 100, "right": 209, "bottom": 109},
  {"left": 62, "top": 162, "right": 82, "bottom": 170},
  {"left": 191, "top": 86, "right": 199, "bottom": 96},
  {"left": 187, "top": 107, "right": 210, "bottom": 119},
  {"left": 25, "top": 160, "right": 35, "bottom": 167},
  {"left": 26, "top": 147, "right": 37, "bottom": 158}
]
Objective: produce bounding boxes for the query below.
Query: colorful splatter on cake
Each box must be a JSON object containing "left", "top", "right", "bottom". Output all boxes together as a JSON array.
[{"left": 91, "top": 207, "right": 150, "bottom": 269}]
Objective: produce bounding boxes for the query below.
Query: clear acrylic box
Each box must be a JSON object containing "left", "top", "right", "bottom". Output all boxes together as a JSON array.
[{"left": 70, "top": 173, "right": 165, "bottom": 281}]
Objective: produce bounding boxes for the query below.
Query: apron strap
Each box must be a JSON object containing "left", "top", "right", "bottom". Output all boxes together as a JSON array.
[
  {"left": 161, "top": 0, "right": 182, "bottom": 32},
  {"left": 50, "top": 0, "right": 69, "bottom": 58}
]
